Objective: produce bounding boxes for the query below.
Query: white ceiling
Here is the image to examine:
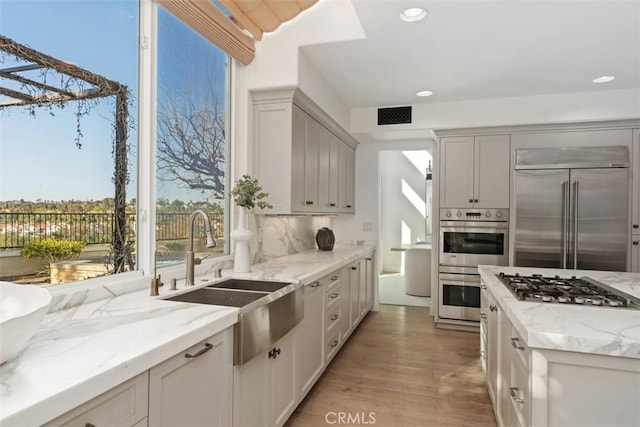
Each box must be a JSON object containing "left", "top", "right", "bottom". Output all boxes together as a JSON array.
[{"left": 300, "top": 0, "right": 640, "bottom": 109}]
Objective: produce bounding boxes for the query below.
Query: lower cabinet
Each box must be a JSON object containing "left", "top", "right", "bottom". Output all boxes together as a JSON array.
[
  {"left": 296, "top": 280, "right": 325, "bottom": 400},
  {"left": 234, "top": 329, "right": 297, "bottom": 427},
  {"left": 632, "top": 235, "right": 639, "bottom": 272},
  {"left": 149, "top": 328, "right": 234, "bottom": 427},
  {"left": 43, "top": 372, "right": 149, "bottom": 427},
  {"left": 482, "top": 283, "right": 640, "bottom": 427}
]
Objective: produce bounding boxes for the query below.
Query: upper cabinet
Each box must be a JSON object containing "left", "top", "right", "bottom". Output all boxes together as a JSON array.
[
  {"left": 252, "top": 88, "right": 358, "bottom": 215},
  {"left": 632, "top": 129, "right": 639, "bottom": 234},
  {"left": 439, "top": 134, "right": 511, "bottom": 208}
]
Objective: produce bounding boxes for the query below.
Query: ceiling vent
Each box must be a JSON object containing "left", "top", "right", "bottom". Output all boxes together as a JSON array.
[{"left": 377, "top": 106, "right": 412, "bottom": 125}]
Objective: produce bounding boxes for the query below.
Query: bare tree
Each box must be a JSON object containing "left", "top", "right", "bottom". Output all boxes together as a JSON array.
[{"left": 156, "top": 92, "right": 226, "bottom": 198}]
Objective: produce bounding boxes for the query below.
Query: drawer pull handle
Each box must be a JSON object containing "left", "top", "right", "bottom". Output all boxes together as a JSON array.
[
  {"left": 489, "top": 304, "right": 498, "bottom": 312},
  {"left": 351, "top": 266, "right": 358, "bottom": 270},
  {"left": 510, "top": 387, "right": 525, "bottom": 404},
  {"left": 331, "top": 276, "right": 339, "bottom": 281},
  {"left": 346, "top": 205, "right": 352, "bottom": 208},
  {"left": 185, "top": 343, "right": 213, "bottom": 359},
  {"left": 268, "top": 347, "right": 281, "bottom": 359},
  {"left": 480, "top": 313, "right": 487, "bottom": 320},
  {"left": 510, "top": 337, "right": 525, "bottom": 351},
  {"left": 310, "top": 282, "right": 321, "bottom": 288},
  {"left": 330, "top": 340, "right": 339, "bottom": 348},
  {"left": 330, "top": 293, "right": 339, "bottom": 299},
  {"left": 86, "top": 424, "right": 96, "bottom": 427},
  {"left": 481, "top": 284, "right": 487, "bottom": 290},
  {"left": 330, "top": 314, "right": 339, "bottom": 321}
]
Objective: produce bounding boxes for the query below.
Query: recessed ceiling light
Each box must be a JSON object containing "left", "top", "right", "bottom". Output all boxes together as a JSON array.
[
  {"left": 416, "top": 90, "right": 433, "bottom": 97},
  {"left": 592, "top": 75, "right": 615, "bottom": 83},
  {"left": 400, "top": 7, "right": 427, "bottom": 22}
]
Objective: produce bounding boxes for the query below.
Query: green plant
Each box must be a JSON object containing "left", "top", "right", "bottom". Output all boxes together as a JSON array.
[
  {"left": 230, "top": 174, "right": 273, "bottom": 211},
  {"left": 21, "top": 239, "right": 86, "bottom": 274}
]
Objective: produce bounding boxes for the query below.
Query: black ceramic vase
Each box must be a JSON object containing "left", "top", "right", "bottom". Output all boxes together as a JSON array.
[{"left": 315, "top": 227, "right": 335, "bottom": 251}]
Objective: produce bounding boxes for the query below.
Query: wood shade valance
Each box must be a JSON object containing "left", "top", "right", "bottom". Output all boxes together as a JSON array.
[
  {"left": 219, "top": 0, "right": 318, "bottom": 40},
  {"left": 155, "top": 0, "right": 319, "bottom": 65}
]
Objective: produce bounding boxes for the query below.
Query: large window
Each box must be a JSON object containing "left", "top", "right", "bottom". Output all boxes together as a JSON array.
[
  {"left": 0, "top": 0, "right": 231, "bottom": 287},
  {"left": 154, "top": 7, "right": 230, "bottom": 267},
  {"left": 0, "top": 0, "right": 139, "bottom": 285}
]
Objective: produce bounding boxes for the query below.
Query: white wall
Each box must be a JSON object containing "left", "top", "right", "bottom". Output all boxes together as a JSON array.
[{"left": 351, "top": 88, "right": 640, "bottom": 135}]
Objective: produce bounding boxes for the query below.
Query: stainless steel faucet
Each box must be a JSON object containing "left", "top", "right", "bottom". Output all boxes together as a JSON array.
[{"left": 185, "top": 209, "right": 217, "bottom": 286}]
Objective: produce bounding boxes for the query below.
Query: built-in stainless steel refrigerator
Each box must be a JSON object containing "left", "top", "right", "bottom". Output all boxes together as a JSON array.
[{"left": 514, "top": 146, "right": 629, "bottom": 271}]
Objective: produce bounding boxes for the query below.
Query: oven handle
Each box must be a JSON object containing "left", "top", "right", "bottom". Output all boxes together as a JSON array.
[
  {"left": 438, "top": 274, "right": 481, "bottom": 284},
  {"left": 440, "top": 221, "right": 509, "bottom": 229}
]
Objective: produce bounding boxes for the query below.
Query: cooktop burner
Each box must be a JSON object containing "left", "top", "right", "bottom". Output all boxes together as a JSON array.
[{"left": 497, "top": 272, "right": 640, "bottom": 309}]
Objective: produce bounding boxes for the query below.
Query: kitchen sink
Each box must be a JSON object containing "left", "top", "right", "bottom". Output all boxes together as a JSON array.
[
  {"left": 210, "top": 279, "right": 290, "bottom": 293},
  {"left": 166, "top": 287, "right": 268, "bottom": 307},
  {"left": 164, "top": 280, "right": 303, "bottom": 365}
]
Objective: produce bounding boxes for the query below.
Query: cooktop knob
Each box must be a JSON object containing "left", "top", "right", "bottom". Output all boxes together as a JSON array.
[{"left": 496, "top": 211, "right": 503, "bottom": 219}]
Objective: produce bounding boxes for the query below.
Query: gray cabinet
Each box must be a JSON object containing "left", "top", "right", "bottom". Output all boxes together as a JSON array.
[
  {"left": 439, "top": 134, "right": 510, "bottom": 208},
  {"left": 252, "top": 88, "right": 358, "bottom": 215},
  {"left": 632, "top": 129, "right": 639, "bottom": 272},
  {"left": 296, "top": 280, "right": 325, "bottom": 399}
]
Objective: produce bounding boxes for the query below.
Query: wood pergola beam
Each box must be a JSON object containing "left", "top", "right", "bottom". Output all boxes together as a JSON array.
[
  {"left": 0, "top": 70, "right": 78, "bottom": 99},
  {"left": 0, "top": 86, "right": 34, "bottom": 102}
]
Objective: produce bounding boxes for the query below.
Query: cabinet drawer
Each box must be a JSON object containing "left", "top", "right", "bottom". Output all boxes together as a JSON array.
[
  {"left": 325, "top": 282, "right": 342, "bottom": 310},
  {"left": 508, "top": 325, "right": 529, "bottom": 371},
  {"left": 325, "top": 304, "right": 342, "bottom": 335},
  {"left": 44, "top": 372, "right": 148, "bottom": 427},
  {"left": 325, "top": 329, "right": 341, "bottom": 363},
  {"left": 509, "top": 359, "right": 530, "bottom": 427}
]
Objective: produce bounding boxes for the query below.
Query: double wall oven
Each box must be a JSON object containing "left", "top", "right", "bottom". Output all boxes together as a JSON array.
[{"left": 439, "top": 208, "right": 509, "bottom": 322}]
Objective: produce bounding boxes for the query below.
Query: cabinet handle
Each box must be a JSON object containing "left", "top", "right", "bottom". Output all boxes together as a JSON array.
[
  {"left": 185, "top": 343, "right": 213, "bottom": 359},
  {"left": 310, "top": 282, "right": 321, "bottom": 288},
  {"left": 510, "top": 387, "right": 525, "bottom": 404},
  {"left": 633, "top": 241, "right": 639, "bottom": 246},
  {"left": 330, "top": 292, "right": 339, "bottom": 299},
  {"left": 474, "top": 199, "right": 479, "bottom": 203},
  {"left": 86, "top": 424, "right": 96, "bottom": 427},
  {"left": 365, "top": 257, "right": 372, "bottom": 261},
  {"left": 268, "top": 347, "right": 282, "bottom": 359},
  {"left": 330, "top": 203, "right": 336, "bottom": 207},
  {"left": 331, "top": 276, "right": 339, "bottom": 281},
  {"left": 633, "top": 224, "right": 639, "bottom": 229},
  {"left": 351, "top": 266, "right": 358, "bottom": 270},
  {"left": 510, "top": 338, "right": 525, "bottom": 351},
  {"left": 469, "top": 198, "right": 474, "bottom": 203},
  {"left": 329, "top": 340, "right": 339, "bottom": 348},
  {"left": 480, "top": 313, "right": 487, "bottom": 319},
  {"left": 489, "top": 304, "right": 498, "bottom": 312},
  {"left": 479, "top": 350, "right": 486, "bottom": 359},
  {"left": 330, "top": 314, "right": 339, "bottom": 321},
  {"left": 481, "top": 284, "right": 487, "bottom": 289},
  {"left": 346, "top": 205, "right": 352, "bottom": 208}
]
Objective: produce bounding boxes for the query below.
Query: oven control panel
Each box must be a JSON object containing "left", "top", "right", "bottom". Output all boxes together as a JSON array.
[{"left": 440, "top": 208, "right": 508, "bottom": 221}]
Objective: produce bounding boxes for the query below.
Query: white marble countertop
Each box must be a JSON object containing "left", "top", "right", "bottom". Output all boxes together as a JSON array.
[
  {"left": 478, "top": 265, "right": 640, "bottom": 359},
  {"left": 390, "top": 243, "right": 432, "bottom": 251},
  {"left": 0, "top": 243, "right": 375, "bottom": 426}
]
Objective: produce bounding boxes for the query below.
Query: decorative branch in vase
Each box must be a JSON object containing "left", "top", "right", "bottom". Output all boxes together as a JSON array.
[{"left": 229, "top": 175, "right": 272, "bottom": 273}]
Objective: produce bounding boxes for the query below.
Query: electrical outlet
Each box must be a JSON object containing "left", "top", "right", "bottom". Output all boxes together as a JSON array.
[{"left": 363, "top": 222, "right": 372, "bottom": 232}]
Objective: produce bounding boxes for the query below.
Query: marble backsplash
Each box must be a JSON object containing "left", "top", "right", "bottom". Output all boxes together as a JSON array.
[{"left": 249, "top": 215, "right": 333, "bottom": 263}]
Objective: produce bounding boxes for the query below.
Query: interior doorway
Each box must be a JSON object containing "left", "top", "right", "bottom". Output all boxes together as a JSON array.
[{"left": 378, "top": 149, "right": 432, "bottom": 307}]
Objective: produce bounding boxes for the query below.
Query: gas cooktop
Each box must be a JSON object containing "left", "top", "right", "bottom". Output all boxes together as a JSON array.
[{"left": 497, "top": 272, "right": 640, "bottom": 309}]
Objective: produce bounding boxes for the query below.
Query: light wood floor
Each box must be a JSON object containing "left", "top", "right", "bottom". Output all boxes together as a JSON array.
[{"left": 285, "top": 305, "right": 497, "bottom": 427}]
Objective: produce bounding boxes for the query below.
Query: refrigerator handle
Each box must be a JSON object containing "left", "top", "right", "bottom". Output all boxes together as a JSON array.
[
  {"left": 562, "top": 180, "right": 568, "bottom": 269},
  {"left": 572, "top": 180, "right": 579, "bottom": 269}
]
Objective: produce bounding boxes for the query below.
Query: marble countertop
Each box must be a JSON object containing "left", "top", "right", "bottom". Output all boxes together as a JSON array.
[
  {"left": 479, "top": 265, "right": 640, "bottom": 359},
  {"left": 390, "top": 243, "right": 432, "bottom": 251},
  {"left": 0, "top": 244, "right": 375, "bottom": 427}
]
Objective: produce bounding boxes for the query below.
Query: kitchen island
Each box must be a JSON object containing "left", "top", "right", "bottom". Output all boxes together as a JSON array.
[
  {"left": 479, "top": 265, "right": 640, "bottom": 427},
  {"left": 0, "top": 244, "right": 375, "bottom": 427}
]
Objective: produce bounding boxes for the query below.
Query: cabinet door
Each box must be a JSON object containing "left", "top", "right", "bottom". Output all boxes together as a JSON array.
[
  {"left": 632, "top": 237, "right": 639, "bottom": 273},
  {"left": 632, "top": 129, "right": 639, "bottom": 234},
  {"left": 317, "top": 129, "right": 332, "bottom": 211},
  {"left": 270, "top": 330, "right": 297, "bottom": 427},
  {"left": 358, "top": 259, "right": 367, "bottom": 319},
  {"left": 345, "top": 145, "right": 356, "bottom": 213},
  {"left": 365, "top": 255, "right": 375, "bottom": 312},
  {"left": 440, "top": 136, "right": 475, "bottom": 208},
  {"left": 498, "top": 308, "right": 512, "bottom": 427},
  {"left": 291, "top": 105, "right": 308, "bottom": 212},
  {"left": 474, "top": 135, "right": 511, "bottom": 208},
  {"left": 349, "top": 262, "right": 360, "bottom": 327},
  {"left": 234, "top": 344, "right": 268, "bottom": 427},
  {"left": 304, "top": 117, "right": 321, "bottom": 211},
  {"left": 482, "top": 288, "right": 499, "bottom": 407},
  {"left": 340, "top": 267, "right": 353, "bottom": 339},
  {"left": 296, "top": 281, "right": 325, "bottom": 400},
  {"left": 328, "top": 135, "right": 341, "bottom": 212},
  {"left": 149, "top": 328, "right": 233, "bottom": 427}
]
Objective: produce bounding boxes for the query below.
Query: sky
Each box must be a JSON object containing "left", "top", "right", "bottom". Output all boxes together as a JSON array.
[{"left": 0, "top": 0, "right": 227, "bottom": 204}]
